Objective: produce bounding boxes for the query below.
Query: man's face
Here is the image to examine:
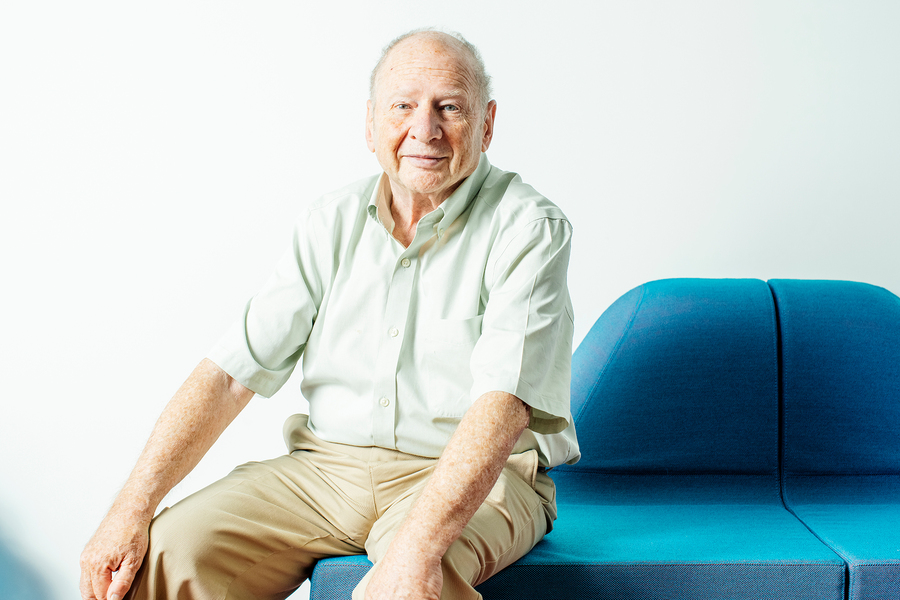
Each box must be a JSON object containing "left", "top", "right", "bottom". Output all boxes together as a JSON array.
[{"left": 366, "top": 36, "right": 496, "bottom": 205}]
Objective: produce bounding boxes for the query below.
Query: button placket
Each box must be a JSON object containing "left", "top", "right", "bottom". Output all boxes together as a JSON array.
[{"left": 370, "top": 248, "right": 418, "bottom": 448}]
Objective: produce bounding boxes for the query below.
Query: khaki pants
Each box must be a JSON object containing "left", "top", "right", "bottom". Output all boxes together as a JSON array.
[{"left": 126, "top": 414, "right": 556, "bottom": 600}]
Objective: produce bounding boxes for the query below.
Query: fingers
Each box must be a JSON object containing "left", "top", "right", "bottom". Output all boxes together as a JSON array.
[
  {"left": 79, "top": 548, "right": 109, "bottom": 600},
  {"left": 79, "top": 564, "right": 136, "bottom": 600},
  {"left": 92, "top": 569, "right": 113, "bottom": 600},
  {"left": 80, "top": 513, "right": 150, "bottom": 600},
  {"left": 107, "top": 555, "right": 143, "bottom": 600},
  {"left": 80, "top": 544, "right": 140, "bottom": 600},
  {"left": 79, "top": 557, "right": 112, "bottom": 600},
  {"left": 79, "top": 565, "right": 100, "bottom": 600}
]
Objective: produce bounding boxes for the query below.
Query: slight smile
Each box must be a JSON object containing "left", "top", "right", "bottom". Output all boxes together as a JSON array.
[{"left": 402, "top": 155, "right": 448, "bottom": 167}]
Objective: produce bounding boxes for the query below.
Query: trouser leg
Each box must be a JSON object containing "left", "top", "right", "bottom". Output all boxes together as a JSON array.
[
  {"left": 126, "top": 443, "right": 375, "bottom": 600},
  {"left": 352, "top": 449, "right": 556, "bottom": 600}
]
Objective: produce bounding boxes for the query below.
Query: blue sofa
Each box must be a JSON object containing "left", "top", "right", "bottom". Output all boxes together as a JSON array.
[{"left": 309, "top": 278, "right": 900, "bottom": 600}]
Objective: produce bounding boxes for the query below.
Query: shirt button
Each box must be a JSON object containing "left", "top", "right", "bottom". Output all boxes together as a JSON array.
[
  {"left": 379, "top": 397, "right": 390, "bottom": 407},
  {"left": 400, "top": 258, "right": 411, "bottom": 268},
  {"left": 389, "top": 327, "right": 399, "bottom": 337}
]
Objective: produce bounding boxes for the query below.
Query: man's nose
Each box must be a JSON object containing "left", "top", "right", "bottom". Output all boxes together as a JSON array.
[{"left": 409, "top": 106, "right": 442, "bottom": 142}]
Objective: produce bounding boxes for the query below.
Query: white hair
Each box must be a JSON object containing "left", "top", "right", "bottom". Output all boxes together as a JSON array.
[{"left": 369, "top": 28, "right": 493, "bottom": 113}]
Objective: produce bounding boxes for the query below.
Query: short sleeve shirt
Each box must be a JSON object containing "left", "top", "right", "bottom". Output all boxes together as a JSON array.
[{"left": 208, "top": 154, "right": 580, "bottom": 467}]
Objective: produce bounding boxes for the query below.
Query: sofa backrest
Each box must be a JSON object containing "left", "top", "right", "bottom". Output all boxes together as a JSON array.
[
  {"left": 565, "top": 278, "right": 780, "bottom": 477},
  {"left": 770, "top": 279, "right": 900, "bottom": 477}
]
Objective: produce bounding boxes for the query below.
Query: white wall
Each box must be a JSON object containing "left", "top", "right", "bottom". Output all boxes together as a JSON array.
[{"left": 1, "top": 1, "right": 898, "bottom": 598}]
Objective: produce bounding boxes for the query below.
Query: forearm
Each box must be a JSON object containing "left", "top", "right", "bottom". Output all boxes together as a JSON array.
[
  {"left": 389, "top": 390, "right": 530, "bottom": 563},
  {"left": 111, "top": 358, "right": 253, "bottom": 522},
  {"left": 81, "top": 359, "right": 254, "bottom": 600}
]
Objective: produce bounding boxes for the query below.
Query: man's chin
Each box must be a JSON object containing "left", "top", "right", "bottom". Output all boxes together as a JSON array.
[
  {"left": 398, "top": 169, "right": 450, "bottom": 191},
  {"left": 391, "top": 173, "right": 460, "bottom": 203}
]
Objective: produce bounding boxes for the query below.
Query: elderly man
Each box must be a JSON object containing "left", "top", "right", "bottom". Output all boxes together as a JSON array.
[{"left": 80, "top": 28, "right": 579, "bottom": 600}]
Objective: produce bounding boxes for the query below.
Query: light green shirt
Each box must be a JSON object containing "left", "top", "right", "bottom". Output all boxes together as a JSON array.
[{"left": 209, "top": 155, "right": 580, "bottom": 467}]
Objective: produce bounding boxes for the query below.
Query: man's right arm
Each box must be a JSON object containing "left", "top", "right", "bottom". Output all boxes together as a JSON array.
[{"left": 79, "top": 358, "right": 254, "bottom": 600}]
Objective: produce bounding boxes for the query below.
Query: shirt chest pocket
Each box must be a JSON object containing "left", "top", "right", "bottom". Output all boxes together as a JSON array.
[{"left": 418, "top": 314, "right": 484, "bottom": 418}]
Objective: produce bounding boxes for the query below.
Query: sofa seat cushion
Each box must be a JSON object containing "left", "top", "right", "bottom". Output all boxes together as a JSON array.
[
  {"left": 309, "top": 555, "right": 370, "bottom": 600},
  {"left": 308, "top": 503, "right": 845, "bottom": 600},
  {"left": 484, "top": 501, "right": 844, "bottom": 600},
  {"left": 784, "top": 475, "right": 900, "bottom": 600},
  {"left": 310, "top": 475, "right": 846, "bottom": 600}
]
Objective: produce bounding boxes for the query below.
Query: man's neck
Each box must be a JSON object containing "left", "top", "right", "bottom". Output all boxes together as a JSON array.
[{"left": 386, "top": 184, "right": 458, "bottom": 248}]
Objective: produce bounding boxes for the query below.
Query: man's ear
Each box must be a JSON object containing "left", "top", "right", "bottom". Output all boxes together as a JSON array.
[
  {"left": 481, "top": 100, "right": 497, "bottom": 152},
  {"left": 365, "top": 99, "right": 376, "bottom": 153}
]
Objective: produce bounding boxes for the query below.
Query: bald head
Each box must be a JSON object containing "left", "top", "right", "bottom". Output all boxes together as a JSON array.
[{"left": 369, "top": 29, "right": 493, "bottom": 114}]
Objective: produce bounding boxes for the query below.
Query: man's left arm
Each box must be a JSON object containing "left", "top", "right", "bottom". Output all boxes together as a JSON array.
[
  {"left": 364, "top": 389, "right": 530, "bottom": 600},
  {"left": 367, "top": 213, "right": 574, "bottom": 599}
]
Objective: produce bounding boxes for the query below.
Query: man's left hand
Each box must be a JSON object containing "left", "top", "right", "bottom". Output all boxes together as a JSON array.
[
  {"left": 362, "top": 391, "right": 530, "bottom": 599},
  {"left": 364, "top": 546, "right": 443, "bottom": 600}
]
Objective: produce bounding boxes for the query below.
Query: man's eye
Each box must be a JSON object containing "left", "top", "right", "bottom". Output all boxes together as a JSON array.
[
  {"left": 441, "top": 105, "right": 460, "bottom": 112},
  {"left": 395, "top": 103, "right": 412, "bottom": 110}
]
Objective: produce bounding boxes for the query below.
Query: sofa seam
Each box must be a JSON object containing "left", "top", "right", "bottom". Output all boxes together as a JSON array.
[
  {"left": 766, "top": 280, "right": 788, "bottom": 509},
  {"left": 768, "top": 280, "right": 852, "bottom": 600}
]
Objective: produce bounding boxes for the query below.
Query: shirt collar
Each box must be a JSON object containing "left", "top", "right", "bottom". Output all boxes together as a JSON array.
[{"left": 367, "top": 153, "right": 492, "bottom": 238}]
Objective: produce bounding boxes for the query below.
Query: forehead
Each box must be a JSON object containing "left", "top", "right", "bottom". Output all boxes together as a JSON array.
[{"left": 377, "top": 36, "right": 478, "bottom": 98}]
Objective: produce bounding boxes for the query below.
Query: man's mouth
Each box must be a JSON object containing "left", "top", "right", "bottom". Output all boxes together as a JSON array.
[{"left": 402, "top": 155, "right": 447, "bottom": 166}]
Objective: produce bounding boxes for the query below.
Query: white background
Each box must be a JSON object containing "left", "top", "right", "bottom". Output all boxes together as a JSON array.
[{"left": 1, "top": 1, "right": 898, "bottom": 598}]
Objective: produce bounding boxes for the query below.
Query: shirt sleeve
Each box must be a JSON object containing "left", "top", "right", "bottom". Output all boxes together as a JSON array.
[
  {"left": 469, "top": 216, "right": 575, "bottom": 434},
  {"left": 207, "top": 210, "right": 325, "bottom": 398}
]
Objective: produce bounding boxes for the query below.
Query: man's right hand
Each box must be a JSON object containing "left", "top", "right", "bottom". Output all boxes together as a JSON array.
[{"left": 79, "top": 509, "right": 150, "bottom": 600}]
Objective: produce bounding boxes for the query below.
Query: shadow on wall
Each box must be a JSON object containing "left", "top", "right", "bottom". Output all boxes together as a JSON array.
[{"left": 0, "top": 524, "right": 57, "bottom": 600}]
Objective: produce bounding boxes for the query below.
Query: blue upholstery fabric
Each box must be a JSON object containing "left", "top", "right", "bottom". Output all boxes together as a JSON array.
[
  {"left": 567, "top": 278, "right": 780, "bottom": 475},
  {"left": 309, "top": 493, "right": 845, "bottom": 600},
  {"left": 309, "top": 500, "right": 845, "bottom": 600},
  {"left": 309, "top": 555, "right": 370, "bottom": 600},
  {"left": 542, "top": 279, "right": 843, "bottom": 599},
  {"left": 478, "top": 501, "right": 843, "bottom": 600},
  {"left": 772, "top": 279, "right": 900, "bottom": 600}
]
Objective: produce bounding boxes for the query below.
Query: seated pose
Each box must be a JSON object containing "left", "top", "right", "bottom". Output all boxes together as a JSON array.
[{"left": 80, "top": 28, "right": 580, "bottom": 600}]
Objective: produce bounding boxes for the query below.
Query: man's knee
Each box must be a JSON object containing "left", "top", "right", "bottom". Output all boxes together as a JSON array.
[
  {"left": 130, "top": 495, "right": 304, "bottom": 600},
  {"left": 131, "top": 457, "right": 369, "bottom": 599},
  {"left": 125, "top": 500, "right": 231, "bottom": 599}
]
